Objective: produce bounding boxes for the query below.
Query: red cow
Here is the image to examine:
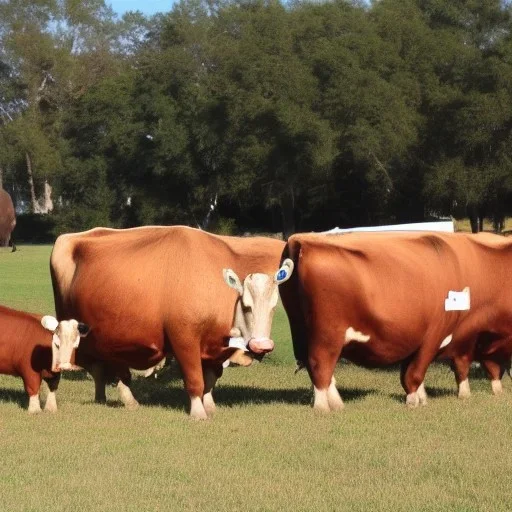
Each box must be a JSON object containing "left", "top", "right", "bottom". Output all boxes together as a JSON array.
[
  {"left": 279, "top": 231, "right": 512, "bottom": 412},
  {"left": 50, "top": 226, "right": 293, "bottom": 419},
  {"left": 0, "top": 305, "right": 89, "bottom": 413},
  {"left": 0, "top": 189, "right": 15, "bottom": 249}
]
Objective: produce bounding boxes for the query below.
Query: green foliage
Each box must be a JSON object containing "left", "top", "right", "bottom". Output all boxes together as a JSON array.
[{"left": 3, "top": 0, "right": 512, "bottom": 234}]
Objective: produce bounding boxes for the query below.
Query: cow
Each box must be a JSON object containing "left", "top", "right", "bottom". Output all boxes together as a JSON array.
[
  {"left": 50, "top": 226, "right": 293, "bottom": 419},
  {"left": 0, "top": 188, "right": 16, "bottom": 250},
  {"left": 279, "top": 231, "right": 512, "bottom": 412},
  {"left": 0, "top": 305, "right": 89, "bottom": 413},
  {"left": 443, "top": 232, "right": 512, "bottom": 399}
]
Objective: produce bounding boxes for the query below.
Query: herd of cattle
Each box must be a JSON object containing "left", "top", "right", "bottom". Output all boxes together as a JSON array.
[{"left": 2, "top": 225, "right": 512, "bottom": 418}]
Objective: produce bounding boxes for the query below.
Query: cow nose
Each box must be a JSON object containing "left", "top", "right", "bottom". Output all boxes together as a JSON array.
[
  {"left": 248, "top": 338, "right": 275, "bottom": 354},
  {"left": 59, "top": 362, "right": 73, "bottom": 371}
]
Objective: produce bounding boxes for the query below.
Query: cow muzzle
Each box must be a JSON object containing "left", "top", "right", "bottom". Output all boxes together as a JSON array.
[
  {"left": 51, "top": 343, "right": 79, "bottom": 372},
  {"left": 248, "top": 337, "right": 275, "bottom": 355}
]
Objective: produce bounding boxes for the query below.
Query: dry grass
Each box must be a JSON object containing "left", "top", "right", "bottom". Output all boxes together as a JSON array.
[
  {"left": 1, "top": 245, "right": 512, "bottom": 511},
  {"left": 453, "top": 217, "right": 512, "bottom": 233}
]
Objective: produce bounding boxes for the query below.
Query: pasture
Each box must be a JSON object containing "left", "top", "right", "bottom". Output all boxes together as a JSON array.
[{"left": 1, "top": 245, "right": 512, "bottom": 511}]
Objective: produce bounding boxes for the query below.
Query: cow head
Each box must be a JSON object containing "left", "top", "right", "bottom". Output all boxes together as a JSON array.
[
  {"left": 223, "top": 259, "right": 294, "bottom": 356},
  {"left": 41, "top": 316, "right": 90, "bottom": 372}
]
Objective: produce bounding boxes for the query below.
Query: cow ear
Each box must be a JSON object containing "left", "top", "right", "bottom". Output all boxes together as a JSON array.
[
  {"left": 78, "top": 322, "right": 90, "bottom": 337},
  {"left": 275, "top": 258, "right": 294, "bottom": 284},
  {"left": 223, "top": 269, "right": 243, "bottom": 295},
  {"left": 41, "top": 315, "right": 59, "bottom": 333}
]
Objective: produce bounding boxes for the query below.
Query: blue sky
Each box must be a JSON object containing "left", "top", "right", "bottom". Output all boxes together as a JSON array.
[{"left": 108, "top": 0, "right": 174, "bottom": 17}]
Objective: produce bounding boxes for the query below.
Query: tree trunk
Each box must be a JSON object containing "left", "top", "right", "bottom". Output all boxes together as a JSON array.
[
  {"left": 478, "top": 214, "right": 485, "bottom": 232},
  {"left": 467, "top": 204, "right": 479, "bottom": 233},
  {"left": 26, "top": 152, "right": 39, "bottom": 213},
  {"left": 280, "top": 186, "right": 296, "bottom": 241}
]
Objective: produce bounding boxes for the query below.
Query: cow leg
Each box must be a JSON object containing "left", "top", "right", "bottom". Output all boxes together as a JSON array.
[
  {"left": 481, "top": 359, "right": 503, "bottom": 395},
  {"left": 22, "top": 374, "right": 42, "bottom": 414},
  {"left": 308, "top": 341, "right": 344, "bottom": 413},
  {"left": 203, "top": 364, "right": 223, "bottom": 417},
  {"left": 452, "top": 355, "right": 471, "bottom": 399},
  {"left": 43, "top": 374, "right": 61, "bottom": 413},
  {"left": 28, "top": 395, "right": 42, "bottom": 414},
  {"left": 400, "top": 359, "right": 428, "bottom": 406},
  {"left": 116, "top": 369, "right": 139, "bottom": 410},
  {"left": 416, "top": 382, "right": 427, "bottom": 405},
  {"left": 88, "top": 362, "right": 107, "bottom": 404},
  {"left": 172, "top": 341, "right": 208, "bottom": 420},
  {"left": 401, "top": 346, "right": 438, "bottom": 407}
]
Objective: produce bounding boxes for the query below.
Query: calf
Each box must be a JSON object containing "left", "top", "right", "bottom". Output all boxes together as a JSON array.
[{"left": 0, "top": 305, "right": 89, "bottom": 413}]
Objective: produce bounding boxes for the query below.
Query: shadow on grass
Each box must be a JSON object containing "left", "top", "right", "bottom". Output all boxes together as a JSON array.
[
  {"left": 99, "top": 380, "right": 379, "bottom": 412},
  {"left": 0, "top": 388, "right": 27, "bottom": 409}
]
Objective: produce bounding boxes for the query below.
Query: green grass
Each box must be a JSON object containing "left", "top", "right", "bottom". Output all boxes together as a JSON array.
[{"left": 1, "top": 245, "right": 512, "bottom": 511}]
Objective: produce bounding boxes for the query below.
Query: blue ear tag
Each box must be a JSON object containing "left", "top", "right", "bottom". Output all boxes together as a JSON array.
[{"left": 277, "top": 269, "right": 287, "bottom": 281}]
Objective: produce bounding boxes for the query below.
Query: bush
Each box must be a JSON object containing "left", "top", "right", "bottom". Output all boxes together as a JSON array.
[{"left": 12, "top": 214, "right": 57, "bottom": 244}]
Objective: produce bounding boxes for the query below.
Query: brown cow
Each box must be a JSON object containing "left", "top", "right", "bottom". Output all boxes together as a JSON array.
[
  {"left": 442, "top": 232, "right": 512, "bottom": 399},
  {"left": 0, "top": 188, "right": 15, "bottom": 249},
  {"left": 0, "top": 305, "right": 89, "bottom": 413},
  {"left": 50, "top": 226, "right": 293, "bottom": 419},
  {"left": 279, "top": 231, "right": 512, "bottom": 412}
]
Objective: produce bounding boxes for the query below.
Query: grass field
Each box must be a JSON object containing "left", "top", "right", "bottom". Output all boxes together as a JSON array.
[{"left": 1, "top": 245, "right": 512, "bottom": 511}]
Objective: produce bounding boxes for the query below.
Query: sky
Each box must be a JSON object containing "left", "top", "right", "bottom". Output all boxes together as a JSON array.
[{"left": 108, "top": 0, "right": 175, "bottom": 17}]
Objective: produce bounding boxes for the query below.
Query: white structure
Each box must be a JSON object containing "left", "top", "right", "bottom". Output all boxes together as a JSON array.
[{"left": 320, "top": 220, "right": 454, "bottom": 235}]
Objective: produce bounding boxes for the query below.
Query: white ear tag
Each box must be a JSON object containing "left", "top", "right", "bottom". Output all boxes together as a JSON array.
[
  {"left": 228, "top": 337, "right": 248, "bottom": 351},
  {"left": 445, "top": 287, "right": 470, "bottom": 311}
]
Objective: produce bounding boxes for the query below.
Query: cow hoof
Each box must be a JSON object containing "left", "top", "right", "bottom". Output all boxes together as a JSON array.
[
  {"left": 491, "top": 380, "right": 503, "bottom": 395},
  {"left": 313, "top": 403, "right": 331, "bottom": 414},
  {"left": 190, "top": 396, "right": 208, "bottom": 420},
  {"left": 417, "top": 383, "right": 427, "bottom": 406},
  {"left": 406, "top": 392, "right": 419, "bottom": 408},
  {"left": 327, "top": 378, "right": 344, "bottom": 411},
  {"left": 328, "top": 401, "right": 344, "bottom": 412},
  {"left": 203, "top": 394, "right": 216, "bottom": 417},
  {"left": 125, "top": 400, "right": 139, "bottom": 411},
  {"left": 28, "top": 396, "right": 42, "bottom": 414},
  {"left": 44, "top": 392, "right": 57, "bottom": 412},
  {"left": 458, "top": 379, "right": 471, "bottom": 399},
  {"left": 190, "top": 409, "right": 209, "bottom": 421}
]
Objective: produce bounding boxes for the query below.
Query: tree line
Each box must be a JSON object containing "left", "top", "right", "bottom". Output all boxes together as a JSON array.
[{"left": 1, "top": 0, "right": 512, "bottom": 238}]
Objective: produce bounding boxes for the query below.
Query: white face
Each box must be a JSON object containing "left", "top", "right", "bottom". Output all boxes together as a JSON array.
[
  {"left": 41, "top": 316, "right": 90, "bottom": 372},
  {"left": 223, "top": 259, "right": 294, "bottom": 355},
  {"left": 240, "top": 273, "right": 280, "bottom": 343}
]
